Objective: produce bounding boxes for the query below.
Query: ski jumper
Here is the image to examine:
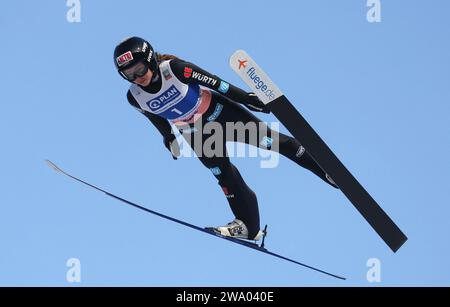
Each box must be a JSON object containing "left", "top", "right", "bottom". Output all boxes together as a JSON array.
[{"left": 127, "top": 58, "right": 337, "bottom": 238}]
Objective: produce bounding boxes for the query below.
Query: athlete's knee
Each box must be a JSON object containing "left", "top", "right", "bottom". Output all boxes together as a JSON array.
[{"left": 199, "top": 156, "right": 231, "bottom": 177}]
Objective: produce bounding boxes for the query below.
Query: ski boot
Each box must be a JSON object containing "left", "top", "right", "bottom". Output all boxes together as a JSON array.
[{"left": 206, "top": 219, "right": 265, "bottom": 241}]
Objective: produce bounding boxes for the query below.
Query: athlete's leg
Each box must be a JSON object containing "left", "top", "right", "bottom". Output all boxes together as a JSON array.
[
  {"left": 214, "top": 94, "right": 338, "bottom": 188},
  {"left": 178, "top": 105, "right": 261, "bottom": 239}
]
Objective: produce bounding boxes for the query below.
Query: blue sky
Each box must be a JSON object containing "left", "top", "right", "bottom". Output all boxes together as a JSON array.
[{"left": 0, "top": 1, "right": 449, "bottom": 286}]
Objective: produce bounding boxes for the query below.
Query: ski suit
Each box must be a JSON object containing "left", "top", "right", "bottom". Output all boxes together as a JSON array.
[{"left": 126, "top": 57, "right": 337, "bottom": 239}]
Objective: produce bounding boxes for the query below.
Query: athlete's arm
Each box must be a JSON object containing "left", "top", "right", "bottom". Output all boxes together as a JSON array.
[
  {"left": 127, "top": 90, "right": 180, "bottom": 159},
  {"left": 169, "top": 59, "right": 269, "bottom": 113},
  {"left": 127, "top": 90, "right": 173, "bottom": 137}
]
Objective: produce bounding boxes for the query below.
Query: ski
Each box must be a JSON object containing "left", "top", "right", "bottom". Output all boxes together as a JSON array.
[
  {"left": 45, "top": 160, "right": 346, "bottom": 280},
  {"left": 229, "top": 50, "right": 407, "bottom": 252}
]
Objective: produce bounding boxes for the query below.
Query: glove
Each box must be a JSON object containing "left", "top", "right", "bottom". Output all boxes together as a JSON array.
[
  {"left": 163, "top": 134, "right": 180, "bottom": 160},
  {"left": 244, "top": 93, "right": 270, "bottom": 114}
]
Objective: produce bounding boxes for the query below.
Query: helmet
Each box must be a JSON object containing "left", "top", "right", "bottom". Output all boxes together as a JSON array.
[{"left": 113, "top": 36, "right": 158, "bottom": 81}]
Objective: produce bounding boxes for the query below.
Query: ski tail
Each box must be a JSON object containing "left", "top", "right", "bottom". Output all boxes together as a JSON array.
[{"left": 268, "top": 96, "right": 408, "bottom": 252}]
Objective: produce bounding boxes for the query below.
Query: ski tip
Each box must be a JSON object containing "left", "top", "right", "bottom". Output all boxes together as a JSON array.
[
  {"left": 44, "top": 160, "right": 64, "bottom": 174},
  {"left": 230, "top": 49, "right": 247, "bottom": 57}
]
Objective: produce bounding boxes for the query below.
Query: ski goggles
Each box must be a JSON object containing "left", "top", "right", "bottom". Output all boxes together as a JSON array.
[{"left": 120, "top": 61, "right": 149, "bottom": 81}]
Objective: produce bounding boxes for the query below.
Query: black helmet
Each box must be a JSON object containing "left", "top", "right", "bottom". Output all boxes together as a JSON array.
[{"left": 113, "top": 36, "right": 158, "bottom": 80}]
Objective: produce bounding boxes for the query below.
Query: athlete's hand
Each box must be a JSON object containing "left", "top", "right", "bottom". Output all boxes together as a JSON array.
[
  {"left": 163, "top": 134, "right": 180, "bottom": 160},
  {"left": 245, "top": 93, "right": 270, "bottom": 114}
]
